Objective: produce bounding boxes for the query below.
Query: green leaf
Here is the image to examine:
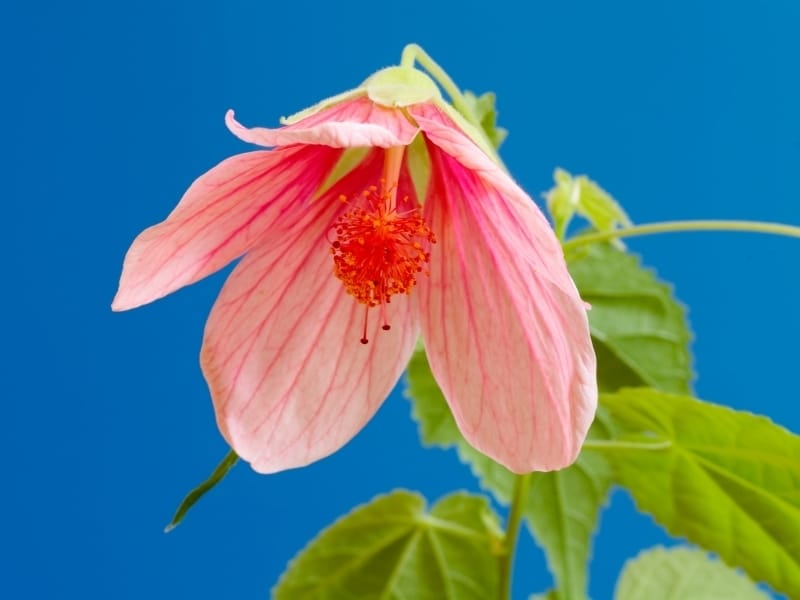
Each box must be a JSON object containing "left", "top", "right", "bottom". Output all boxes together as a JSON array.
[
  {"left": 601, "top": 389, "right": 800, "bottom": 598},
  {"left": 406, "top": 351, "right": 613, "bottom": 600},
  {"left": 272, "top": 490, "right": 503, "bottom": 600},
  {"left": 463, "top": 90, "right": 508, "bottom": 149},
  {"left": 406, "top": 241, "right": 693, "bottom": 598},
  {"left": 567, "top": 243, "right": 693, "bottom": 394},
  {"left": 614, "top": 546, "right": 770, "bottom": 600},
  {"left": 524, "top": 424, "right": 613, "bottom": 600},
  {"left": 164, "top": 449, "right": 238, "bottom": 532},
  {"left": 545, "top": 169, "right": 631, "bottom": 242}
]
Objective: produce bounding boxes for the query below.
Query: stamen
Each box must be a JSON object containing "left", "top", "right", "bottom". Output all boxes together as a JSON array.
[
  {"left": 331, "top": 185, "right": 436, "bottom": 343},
  {"left": 380, "top": 298, "right": 390, "bottom": 331},
  {"left": 360, "top": 306, "right": 369, "bottom": 345}
]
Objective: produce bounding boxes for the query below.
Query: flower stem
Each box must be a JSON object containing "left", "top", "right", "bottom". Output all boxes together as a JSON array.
[
  {"left": 498, "top": 472, "right": 532, "bottom": 599},
  {"left": 400, "top": 43, "right": 478, "bottom": 128},
  {"left": 562, "top": 219, "right": 800, "bottom": 250}
]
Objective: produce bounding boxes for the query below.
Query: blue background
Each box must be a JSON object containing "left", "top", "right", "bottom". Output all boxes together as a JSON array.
[{"left": 4, "top": 1, "right": 799, "bottom": 598}]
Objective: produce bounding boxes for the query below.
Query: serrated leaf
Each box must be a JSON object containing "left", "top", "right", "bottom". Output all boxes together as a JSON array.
[
  {"left": 601, "top": 389, "right": 800, "bottom": 598},
  {"left": 545, "top": 169, "right": 631, "bottom": 241},
  {"left": 525, "top": 438, "right": 612, "bottom": 600},
  {"left": 567, "top": 243, "right": 693, "bottom": 394},
  {"left": 272, "top": 490, "right": 503, "bottom": 600},
  {"left": 164, "top": 449, "right": 238, "bottom": 532},
  {"left": 406, "top": 351, "right": 612, "bottom": 600},
  {"left": 406, "top": 241, "right": 692, "bottom": 599},
  {"left": 614, "top": 546, "right": 770, "bottom": 600},
  {"left": 408, "top": 238, "right": 692, "bottom": 600}
]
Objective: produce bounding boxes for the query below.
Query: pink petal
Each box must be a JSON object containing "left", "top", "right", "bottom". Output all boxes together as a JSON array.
[
  {"left": 201, "top": 149, "right": 419, "bottom": 473},
  {"left": 112, "top": 145, "right": 342, "bottom": 311},
  {"left": 226, "top": 96, "right": 419, "bottom": 149},
  {"left": 410, "top": 102, "right": 578, "bottom": 297},
  {"left": 417, "top": 142, "right": 597, "bottom": 473}
]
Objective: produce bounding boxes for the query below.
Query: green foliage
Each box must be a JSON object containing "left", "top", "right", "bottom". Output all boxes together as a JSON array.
[
  {"left": 407, "top": 351, "right": 613, "bottom": 600},
  {"left": 406, "top": 240, "right": 697, "bottom": 599},
  {"left": 601, "top": 389, "right": 800, "bottom": 598},
  {"left": 272, "top": 490, "right": 503, "bottom": 600},
  {"left": 524, "top": 416, "right": 614, "bottom": 600},
  {"left": 614, "top": 546, "right": 769, "bottom": 600},
  {"left": 545, "top": 168, "right": 631, "bottom": 241},
  {"left": 567, "top": 243, "right": 693, "bottom": 394},
  {"left": 164, "top": 449, "right": 238, "bottom": 532},
  {"left": 463, "top": 90, "right": 508, "bottom": 149}
]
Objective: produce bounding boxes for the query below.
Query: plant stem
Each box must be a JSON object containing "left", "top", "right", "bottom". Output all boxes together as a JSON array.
[
  {"left": 498, "top": 472, "right": 532, "bottom": 599},
  {"left": 562, "top": 219, "right": 800, "bottom": 250},
  {"left": 400, "top": 43, "right": 478, "bottom": 128}
]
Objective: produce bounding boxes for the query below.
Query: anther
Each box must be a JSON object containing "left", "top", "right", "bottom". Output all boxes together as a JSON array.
[{"left": 331, "top": 184, "right": 436, "bottom": 344}]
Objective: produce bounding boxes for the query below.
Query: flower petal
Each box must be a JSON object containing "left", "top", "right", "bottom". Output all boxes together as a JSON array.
[
  {"left": 112, "top": 145, "right": 341, "bottom": 311},
  {"left": 418, "top": 143, "right": 597, "bottom": 473},
  {"left": 410, "top": 102, "right": 578, "bottom": 297},
  {"left": 201, "top": 149, "right": 419, "bottom": 473},
  {"left": 226, "top": 96, "right": 419, "bottom": 149}
]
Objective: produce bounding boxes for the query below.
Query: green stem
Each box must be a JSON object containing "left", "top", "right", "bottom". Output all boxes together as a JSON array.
[
  {"left": 164, "top": 449, "right": 239, "bottom": 532},
  {"left": 562, "top": 219, "right": 800, "bottom": 250},
  {"left": 498, "top": 473, "right": 532, "bottom": 599},
  {"left": 400, "top": 43, "right": 479, "bottom": 129}
]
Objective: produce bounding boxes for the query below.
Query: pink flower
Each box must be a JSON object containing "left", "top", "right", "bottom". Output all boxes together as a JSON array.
[{"left": 113, "top": 67, "right": 597, "bottom": 474}]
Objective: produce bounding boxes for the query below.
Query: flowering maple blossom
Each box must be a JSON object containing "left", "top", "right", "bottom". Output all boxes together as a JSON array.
[{"left": 112, "top": 66, "right": 597, "bottom": 474}]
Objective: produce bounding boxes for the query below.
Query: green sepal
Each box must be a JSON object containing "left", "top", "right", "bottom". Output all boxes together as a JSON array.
[
  {"left": 363, "top": 66, "right": 441, "bottom": 107},
  {"left": 284, "top": 64, "right": 442, "bottom": 126}
]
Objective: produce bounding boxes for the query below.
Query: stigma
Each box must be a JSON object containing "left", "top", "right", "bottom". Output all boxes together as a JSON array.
[{"left": 331, "top": 184, "right": 436, "bottom": 344}]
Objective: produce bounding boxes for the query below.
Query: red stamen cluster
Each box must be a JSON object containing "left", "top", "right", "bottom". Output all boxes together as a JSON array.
[{"left": 331, "top": 186, "right": 436, "bottom": 343}]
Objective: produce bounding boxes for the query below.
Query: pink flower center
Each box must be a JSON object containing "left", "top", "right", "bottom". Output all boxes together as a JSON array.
[{"left": 331, "top": 185, "right": 436, "bottom": 344}]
